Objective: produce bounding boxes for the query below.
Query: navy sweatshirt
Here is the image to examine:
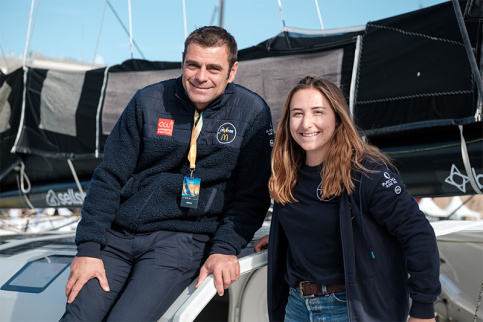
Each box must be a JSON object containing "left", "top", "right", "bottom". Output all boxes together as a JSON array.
[
  {"left": 75, "top": 77, "right": 273, "bottom": 257},
  {"left": 278, "top": 163, "right": 344, "bottom": 288}
]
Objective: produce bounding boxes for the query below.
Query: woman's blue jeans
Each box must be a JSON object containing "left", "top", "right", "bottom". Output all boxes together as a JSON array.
[{"left": 285, "top": 287, "right": 349, "bottom": 322}]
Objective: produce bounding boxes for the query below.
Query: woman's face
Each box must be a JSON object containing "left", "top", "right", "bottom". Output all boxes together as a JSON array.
[{"left": 289, "top": 88, "right": 337, "bottom": 166}]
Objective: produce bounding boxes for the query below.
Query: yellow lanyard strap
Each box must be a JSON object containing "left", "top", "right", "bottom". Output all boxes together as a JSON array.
[{"left": 188, "top": 111, "right": 203, "bottom": 174}]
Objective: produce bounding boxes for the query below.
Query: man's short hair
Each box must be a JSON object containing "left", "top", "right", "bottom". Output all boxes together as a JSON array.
[{"left": 184, "top": 26, "right": 238, "bottom": 69}]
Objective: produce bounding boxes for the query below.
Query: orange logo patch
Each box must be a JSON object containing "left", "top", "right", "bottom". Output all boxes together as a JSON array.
[{"left": 157, "top": 118, "right": 174, "bottom": 136}]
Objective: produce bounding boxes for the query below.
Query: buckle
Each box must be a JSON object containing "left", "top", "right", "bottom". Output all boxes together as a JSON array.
[{"left": 298, "top": 281, "right": 315, "bottom": 299}]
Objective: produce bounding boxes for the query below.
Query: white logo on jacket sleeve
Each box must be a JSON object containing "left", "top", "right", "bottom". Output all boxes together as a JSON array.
[
  {"left": 394, "top": 186, "right": 401, "bottom": 194},
  {"left": 217, "top": 123, "right": 236, "bottom": 144},
  {"left": 381, "top": 172, "right": 398, "bottom": 189}
]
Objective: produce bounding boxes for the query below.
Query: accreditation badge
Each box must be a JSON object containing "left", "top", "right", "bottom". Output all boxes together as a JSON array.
[{"left": 180, "top": 176, "right": 201, "bottom": 208}]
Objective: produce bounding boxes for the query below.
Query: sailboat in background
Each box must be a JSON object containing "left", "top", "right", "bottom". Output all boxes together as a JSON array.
[{"left": 0, "top": 1, "right": 482, "bottom": 321}]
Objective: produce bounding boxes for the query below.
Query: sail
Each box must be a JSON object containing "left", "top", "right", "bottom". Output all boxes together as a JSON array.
[{"left": 0, "top": 1, "right": 481, "bottom": 208}]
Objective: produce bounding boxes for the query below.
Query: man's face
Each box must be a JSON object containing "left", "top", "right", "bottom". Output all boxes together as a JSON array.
[{"left": 182, "top": 42, "right": 238, "bottom": 110}]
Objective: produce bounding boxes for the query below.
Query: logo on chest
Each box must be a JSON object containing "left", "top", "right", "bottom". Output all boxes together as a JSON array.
[
  {"left": 157, "top": 118, "right": 174, "bottom": 136},
  {"left": 217, "top": 123, "right": 237, "bottom": 144}
]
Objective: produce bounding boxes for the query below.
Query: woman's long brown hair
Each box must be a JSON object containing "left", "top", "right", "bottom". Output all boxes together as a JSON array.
[{"left": 269, "top": 75, "right": 392, "bottom": 204}]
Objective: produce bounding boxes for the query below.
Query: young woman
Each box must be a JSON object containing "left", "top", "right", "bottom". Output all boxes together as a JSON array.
[{"left": 255, "top": 75, "right": 440, "bottom": 322}]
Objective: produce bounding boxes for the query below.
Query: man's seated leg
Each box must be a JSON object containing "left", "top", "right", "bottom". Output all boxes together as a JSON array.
[
  {"left": 60, "top": 228, "right": 135, "bottom": 321},
  {"left": 106, "top": 231, "right": 208, "bottom": 321}
]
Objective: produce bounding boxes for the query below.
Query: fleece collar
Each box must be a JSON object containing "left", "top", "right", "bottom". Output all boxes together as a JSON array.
[{"left": 174, "top": 76, "right": 235, "bottom": 113}]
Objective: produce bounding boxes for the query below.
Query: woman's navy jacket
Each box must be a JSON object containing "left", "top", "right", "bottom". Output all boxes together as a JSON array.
[{"left": 267, "top": 161, "right": 441, "bottom": 321}]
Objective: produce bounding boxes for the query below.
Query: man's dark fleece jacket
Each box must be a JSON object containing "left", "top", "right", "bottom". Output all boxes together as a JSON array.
[{"left": 76, "top": 77, "right": 274, "bottom": 258}]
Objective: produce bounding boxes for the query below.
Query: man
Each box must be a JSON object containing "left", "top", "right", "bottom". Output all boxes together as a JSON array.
[{"left": 61, "top": 26, "right": 273, "bottom": 321}]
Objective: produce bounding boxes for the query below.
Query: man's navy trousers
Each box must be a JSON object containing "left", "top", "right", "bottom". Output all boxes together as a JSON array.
[{"left": 60, "top": 227, "right": 210, "bottom": 321}]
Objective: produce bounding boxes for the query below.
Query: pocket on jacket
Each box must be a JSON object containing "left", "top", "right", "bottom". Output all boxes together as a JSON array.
[
  {"left": 203, "top": 188, "right": 218, "bottom": 213},
  {"left": 358, "top": 273, "right": 403, "bottom": 319}
]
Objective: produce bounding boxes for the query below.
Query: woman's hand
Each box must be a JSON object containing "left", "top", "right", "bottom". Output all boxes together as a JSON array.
[
  {"left": 407, "top": 317, "right": 435, "bottom": 322},
  {"left": 254, "top": 235, "right": 269, "bottom": 252}
]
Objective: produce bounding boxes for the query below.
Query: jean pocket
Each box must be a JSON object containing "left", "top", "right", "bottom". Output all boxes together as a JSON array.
[{"left": 331, "top": 291, "right": 347, "bottom": 303}]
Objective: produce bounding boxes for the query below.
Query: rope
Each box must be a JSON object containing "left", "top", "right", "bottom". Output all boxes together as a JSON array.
[
  {"left": 442, "top": 195, "right": 475, "bottom": 220},
  {"left": 357, "top": 90, "right": 473, "bottom": 104},
  {"left": 314, "top": 0, "right": 324, "bottom": 29},
  {"left": 367, "top": 23, "right": 466, "bottom": 47},
  {"left": 277, "top": 0, "right": 286, "bottom": 28},
  {"left": 182, "top": 0, "right": 188, "bottom": 39},
  {"left": 128, "top": 0, "right": 133, "bottom": 59},
  {"left": 15, "top": 162, "right": 31, "bottom": 194},
  {"left": 475, "top": 280, "right": 483, "bottom": 322},
  {"left": 92, "top": 0, "right": 107, "bottom": 67},
  {"left": 96, "top": 66, "right": 110, "bottom": 158},
  {"left": 384, "top": 138, "right": 483, "bottom": 156},
  {"left": 459, "top": 125, "right": 483, "bottom": 194},
  {"left": 67, "top": 159, "right": 85, "bottom": 195},
  {"left": 106, "top": 0, "right": 145, "bottom": 59},
  {"left": 22, "top": 0, "right": 35, "bottom": 69},
  {"left": 349, "top": 35, "right": 362, "bottom": 118},
  {"left": 14, "top": 162, "right": 35, "bottom": 209}
]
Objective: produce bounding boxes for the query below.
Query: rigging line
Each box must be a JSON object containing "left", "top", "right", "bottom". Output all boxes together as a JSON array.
[
  {"left": 314, "top": 0, "right": 324, "bottom": 29},
  {"left": 384, "top": 137, "right": 483, "bottom": 155},
  {"left": 367, "top": 23, "right": 465, "bottom": 46},
  {"left": 0, "top": 38, "right": 10, "bottom": 71},
  {"left": 23, "top": 0, "right": 36, "bottom": 68},
  {"left": 128, "top": 0, "right": 133, "bottom": 59},
  {"left": 349, "top": 35, "right": 362, "bottom": 118},
  {"left": 106, "top": 0, "right": 145, "bottom": 59},
  {"left": 209, "top": 1, "right": 220, "bottom": 26},
  {"left": 182, "top": 0, "right": 187, "bottom": 39},
  {"left": 458, "top": 124, "right": 482, "bottom": 194},
  {"left": 443, "top": 195, "right": 475, "bottom": 220},
  {"left": 28, "top": 0, "right": 42, "bottom": 59},
  {"left": 277, "top": 0, "right": 286, "bottom": 27},
  {"left": 475, "top": 280, "right": 482, "bottom": 322},
  {"left": 96, "top": 66, "right": 110, "bottom": 158},
  {"left": 219, "top": 0, "right": 224, "bottom": 28},
  {"left": 452, "top": 0, "right": 483, "bottom": 121},
  {"left": 14, "top": 162, "right": 35, "bottom": 209},
  {"left": 67, "top": 159, "right": 85, "bottom": 195},
  {"left": 11, "top": 66, "right": 28, "bottom": 153},
  {"left": 92, "top": 0, "right": 107, "bottom": 67},
  {"left": 277, "top": 0, "right": 291, "bottom": 49},
  {"left": 357, "top": 90, "right": 474, "bottom": 104}
]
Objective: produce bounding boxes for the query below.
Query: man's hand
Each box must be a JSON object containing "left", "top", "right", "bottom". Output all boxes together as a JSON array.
[
  {"left": 65, "top": 256, "right": 110, "bottom": 304},
  {"left": 407, "top": 317, "right": 435, "bottom": 322},
  {"left": 254, "top": 235, "right": 269, "bottom": 253},
  {"left": 195, "top": 254, "right": 240, "bottom": 296}
]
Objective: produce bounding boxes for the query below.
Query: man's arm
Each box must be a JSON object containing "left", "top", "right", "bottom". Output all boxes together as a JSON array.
[
  {"left": 197, "top": 104, "right": 273, "bottom": 295},
  {"left": 209, "top": 106, "right": 273, "bottom": 251},
  {"left": 66, "top": 93, "right": 143, "bottom": 302},
  {"left": 76, "top": 93, "right": 142, "bottom": 247}
]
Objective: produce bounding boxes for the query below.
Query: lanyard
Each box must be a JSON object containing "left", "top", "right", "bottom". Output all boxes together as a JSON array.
[{"left": 188, "top": 110, "right": 203, "bottom": 177}]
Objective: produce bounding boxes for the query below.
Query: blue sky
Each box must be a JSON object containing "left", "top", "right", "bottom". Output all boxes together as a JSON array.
[{"left": 0, "top": 0, "right": 447, "bottom": 66}]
